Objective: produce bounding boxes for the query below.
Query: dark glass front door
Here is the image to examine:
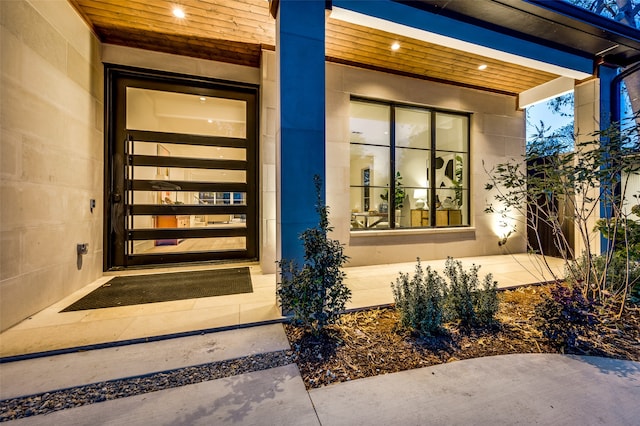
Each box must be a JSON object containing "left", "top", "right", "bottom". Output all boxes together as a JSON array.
[{"left": 105, "top": 66, "right": 258, "bottom": 269}]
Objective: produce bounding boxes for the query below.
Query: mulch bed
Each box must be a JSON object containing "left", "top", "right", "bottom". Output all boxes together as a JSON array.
[{"left": 285, "top": 285, "right": 640, "bottom": 389}]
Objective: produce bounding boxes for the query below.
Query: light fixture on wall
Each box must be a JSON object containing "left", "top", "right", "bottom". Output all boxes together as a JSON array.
[{"left": 414, "top": 188, "right": 428, "bottom": 209}]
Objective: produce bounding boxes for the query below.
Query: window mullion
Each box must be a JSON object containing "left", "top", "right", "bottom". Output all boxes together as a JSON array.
[{"left": 390, "top": 105, "right": 396, "bottom": 228}]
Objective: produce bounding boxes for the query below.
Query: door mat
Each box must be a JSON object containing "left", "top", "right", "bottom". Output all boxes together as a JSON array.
[{"left": 61, "top": 267, "right": 253, "bottom": 312}]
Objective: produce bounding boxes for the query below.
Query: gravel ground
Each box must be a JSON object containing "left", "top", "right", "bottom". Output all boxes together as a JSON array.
[{"left": 0, "top": 350, "right": 295, "bottom": 422}]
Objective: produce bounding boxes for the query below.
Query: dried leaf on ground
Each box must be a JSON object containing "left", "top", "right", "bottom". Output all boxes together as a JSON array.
[{"left": 284, "top": 285, "right": 640, "bottom": 389}]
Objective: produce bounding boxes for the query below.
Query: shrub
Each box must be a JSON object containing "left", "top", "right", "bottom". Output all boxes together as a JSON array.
[
  {"left": 276, "top": 176, "right": 351, "bottom": 335},
  {"left": 443, "top": 258, "right": 476, "bottom": 325},
  {"left": 566, "top": 252, "right": 640, "bottom": 307},
  {"left": 392, "top": 259, "right": 445, "bottom": 336},
  {"left": 475, "top": 274, "right": 500, "bottom": 325},
  {"left": 443, "top": 257, "right": 499, "bottom": 327},
  {"left": 392, "top": 257, "right": 499, "bottom": 334},
  {"left": 534, "top": 283, "right": 595, "bottom": 352}
]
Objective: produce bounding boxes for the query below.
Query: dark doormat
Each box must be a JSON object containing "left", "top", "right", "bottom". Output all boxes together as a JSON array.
[{"left": 61, "top": 267, "right": 253, "bottom": 312}]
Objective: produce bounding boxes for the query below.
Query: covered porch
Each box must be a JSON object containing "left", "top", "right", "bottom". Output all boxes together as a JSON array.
[{"left": 0, "top": 254, "right": 564, "bottom": 358}]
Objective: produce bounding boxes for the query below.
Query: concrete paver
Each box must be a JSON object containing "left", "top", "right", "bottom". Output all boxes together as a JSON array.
[
  {"left": 6, "top": 353, "right": 640, "bottom": 425},
  {"left": 0, "top": 324, "right": 289, "bottom": 399},
  {"left": 309, "top": 353, "right": 640, "bottom": 426},
  {"left": 8, "top": 364, "right": 319, "bottom": 426}
]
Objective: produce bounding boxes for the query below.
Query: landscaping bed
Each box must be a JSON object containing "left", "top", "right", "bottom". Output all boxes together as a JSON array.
[{"left": 284, "top": 284, "right": 640, "bottom": 389}]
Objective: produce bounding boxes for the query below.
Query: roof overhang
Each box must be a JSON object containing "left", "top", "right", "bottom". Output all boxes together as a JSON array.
[
  {"left": 330, "top": 0, "right": 640, "bottom": 106},
  {"left": 400, "top": 0, "right": 640, "bottom": 68}
]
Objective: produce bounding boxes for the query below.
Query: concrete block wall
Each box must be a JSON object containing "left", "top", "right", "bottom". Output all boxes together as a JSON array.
[
  {"left": 0, "top": 0, "right": 104, "bottom": 330},
  {"left": 325, "top": 63, "right": 528, "bottom": 266},
  {"left": 260, "top": 50, "right": 277, "bottom": 273},
  {"left": 573, "top": 79, "right": 602, "bottom": 257}
]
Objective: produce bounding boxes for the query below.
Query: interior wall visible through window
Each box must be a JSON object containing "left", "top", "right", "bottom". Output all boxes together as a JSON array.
[{"left": 349, "top": 98, "right": 470, "bottom": 230}]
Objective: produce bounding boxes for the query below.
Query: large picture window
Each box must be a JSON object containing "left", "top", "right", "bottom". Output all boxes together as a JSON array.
[{"left": 350, "top": 99, "right": 470, "bottom": 230}]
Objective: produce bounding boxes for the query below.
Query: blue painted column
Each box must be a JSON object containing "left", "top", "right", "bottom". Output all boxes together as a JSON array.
[
  {"left": 598, "top": 64, "right": 618, "bottom": 253},
  {"left": 275, "top": 0, "right": 326, "bottom": 265}
]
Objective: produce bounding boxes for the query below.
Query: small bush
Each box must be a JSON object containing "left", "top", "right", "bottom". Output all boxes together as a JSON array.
[
  {"left": 443, "top": 258, "right": 499, "bottom": 327},
  {"left": 276, "top": 176, "right": 351, "bottom": 335},
  {"left": 475, "top": 274, "right": 500, "bottom": 325},
  {"left": 534, "top": 283, "right": 595, "bottom": 352},
  {"left": 392, "top": 260, "right": 445, "bottom": 336},
  {"left": 443, "top": 258, "right": 476, "bottom": 325},
  {"left": 566, "top": 252, "right": 640, "bottom": 304},
  {"left": 392, "top": 257, "right": 500, "bottom": 334}
]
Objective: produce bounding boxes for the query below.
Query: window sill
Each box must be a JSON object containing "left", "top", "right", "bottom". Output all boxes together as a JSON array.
[{"left": 350, "top": 227, "right": 476, "bottom": 238}]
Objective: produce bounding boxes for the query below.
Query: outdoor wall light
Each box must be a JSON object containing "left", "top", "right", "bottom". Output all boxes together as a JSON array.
[
  {"left": 478, "top": 64, "right": 487, "bottom": 70},
  {"left": 391, "top": 42, "right": 400, "bottom": 51}
]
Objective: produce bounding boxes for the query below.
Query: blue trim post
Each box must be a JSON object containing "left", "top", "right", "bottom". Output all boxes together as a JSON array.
[
  {"left": 599, "top": 64, "right": 618, "bottom": 253},
  {"left": 276, "top": 0, "right": 326, "bottom": 266}
]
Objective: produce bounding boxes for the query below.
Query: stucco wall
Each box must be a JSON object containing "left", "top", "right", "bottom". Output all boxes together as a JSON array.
[
  {"left": 0, "top": 0, "right": 104, "bottom": 330},
  {"left": 325, "top": 63, "right": 528, "bottom": 266}
]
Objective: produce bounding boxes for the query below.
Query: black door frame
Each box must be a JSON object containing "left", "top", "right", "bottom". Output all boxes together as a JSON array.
[{"left": 104, "top": 64, "right": 259, "bottom": 270}]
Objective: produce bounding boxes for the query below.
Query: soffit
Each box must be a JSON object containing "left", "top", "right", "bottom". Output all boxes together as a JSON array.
[
  {"left": 70, "top": 0, "right": 560, "bottom": 95},
  {"left": 408, "top": 0, "right": 640, "bottom": 67}
]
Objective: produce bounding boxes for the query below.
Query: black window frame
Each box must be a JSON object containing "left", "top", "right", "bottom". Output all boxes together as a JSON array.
[{"left": 349, "top": 97, "right": 471, "bottom": 230}]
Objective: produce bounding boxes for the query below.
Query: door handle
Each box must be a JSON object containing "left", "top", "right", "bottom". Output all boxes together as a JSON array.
[{"left": 112, "top": 193, "right": 122, "bottom": 202}]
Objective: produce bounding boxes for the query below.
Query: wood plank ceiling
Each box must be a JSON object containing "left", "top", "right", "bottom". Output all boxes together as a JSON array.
[{"left": 69, "top": 0, "right": 560, "bottom": 95}]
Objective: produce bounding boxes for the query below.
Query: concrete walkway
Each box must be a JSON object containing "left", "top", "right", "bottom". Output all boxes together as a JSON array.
[{"left": 2, "top": 324, "right": 639, "bottom": 425}]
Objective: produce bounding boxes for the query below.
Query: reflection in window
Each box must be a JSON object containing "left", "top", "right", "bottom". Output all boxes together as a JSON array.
[{"left": 349, "top": 99, "right": 470, "bottom": 230}]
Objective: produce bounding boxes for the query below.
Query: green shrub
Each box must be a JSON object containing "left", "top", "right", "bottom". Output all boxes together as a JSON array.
[
  {"left": 392, "top": 259, "right": 445, "bottom": 336},
  {"left": 475, "top": 274, "right": 500, "bottom": 325},
  {"left": 443, "top": 258, "right": 499, "bottom": 327},
  {"left": 566, "top": 252, "right": 640, "bottom": 304},
  {"left": 392, "top": 257, "right": 499, "bottom": 334},
  {"left": 443, "top": 258, "right": 476, "bottom": 325},
  {"left": 276, "top": 176, "right": 351, "bottom": 335}
]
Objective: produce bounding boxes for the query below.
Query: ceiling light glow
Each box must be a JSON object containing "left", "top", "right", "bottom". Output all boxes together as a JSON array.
[
  {"left": 478, "top": 64, "right": 488, "bottom": 70},
  {"left": 173, "top": 7, "right": 185, "bottom": 19},
  {"left": 391, "top": 42, "right": 400, "bottom": 51}
]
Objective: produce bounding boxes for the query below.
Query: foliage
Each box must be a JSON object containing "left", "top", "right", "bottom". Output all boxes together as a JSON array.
[
  {"left": 443, "top": 258, "right": 499, "bottom": 327},
  {"left": 596, "top": 214, "right": 640, "bottom": 260},
  {"left": 527, "top": 120, "right": 575, "bottom": 156},
  {"left": 566, "top": 251, "right": 640, "bottom": 304},
  {"left": 391, "top": 260, "right": 446, "bottom": 336},
  {"left": 546, "top": 93, "right": 575, "bottom": 117},
  {"left": 475, "top": 274, "right": 500, "bottom": 325},
  {"left": 452, "top": 155, "right": 464, "bottom": 207},
  {"left": 276, "top": 175, "right": 351, "bottom": 335},
  {"left": 380, "top": 171, "right": 406, "bottom": 209},
  {"left": 485, "top": 110, "right": 640, "bottom": 315},
  {"left": 392, "top": 257, "right": 499, "bottom": 334},
  {"left": 564, "top": 0, "right": 640, "bottom": 28},
  {"left": 534, "top": 283, "right": 595, "bottom": 352}
]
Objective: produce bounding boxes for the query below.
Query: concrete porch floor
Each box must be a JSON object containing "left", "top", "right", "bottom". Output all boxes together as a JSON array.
[{"left": 0, "top": 254, "right": 564, "bottom": 359}]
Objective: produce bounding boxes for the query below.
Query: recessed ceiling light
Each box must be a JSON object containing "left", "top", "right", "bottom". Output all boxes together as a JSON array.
[
  {"left": 199, "top": 97, "right": 206, "bottom": 102},
  {"left": 173, "top": 7, "right": 185, "bottom": 19},
  {"left": 478, "top": 64, "right": 488, "bottom": 70},
  {"left": 207, "top": 119, "right": 213, "bottom": 123},
  {"left": 391, "top": 42, "right": 400, "bottom": 51}
]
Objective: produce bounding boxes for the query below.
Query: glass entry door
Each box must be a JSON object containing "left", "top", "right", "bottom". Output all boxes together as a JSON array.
[{"left": 106, "top": 68, "right": 258, "bottom": 268}]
